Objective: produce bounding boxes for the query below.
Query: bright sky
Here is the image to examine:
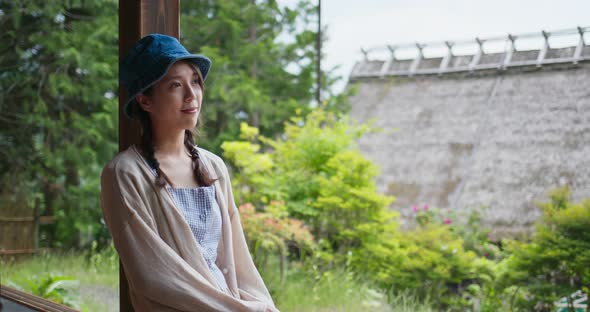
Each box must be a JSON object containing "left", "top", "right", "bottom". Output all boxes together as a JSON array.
[{"left": 315, "top": 0, "right": 590, "bottom": 93}]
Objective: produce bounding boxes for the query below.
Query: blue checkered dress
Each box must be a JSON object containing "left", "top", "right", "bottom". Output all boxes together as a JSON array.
[{"left": 142, "top": 158, "right": 230, "bottom": 293}]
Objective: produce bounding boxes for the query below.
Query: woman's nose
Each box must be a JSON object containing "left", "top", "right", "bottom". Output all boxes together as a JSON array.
[{"left": 185, "top": 84, "right": 200, "bottom": 102}]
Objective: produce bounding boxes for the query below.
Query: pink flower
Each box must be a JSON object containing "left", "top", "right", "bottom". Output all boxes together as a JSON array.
[
  {"left": 484, "top": 252, "right": 489, "bottom": 258},
  {"left": 291, "top": 219, "right": 303, "bottom": 227},
  {"left": 444, "top": 218, "right": 452, "bottom": 225},
  {"left": 239, "top": 203, "right": 255, "bottom": 214},
  {"left": 412, "top": 205, "right": 418, "bottom": 212},
  {"left": 423, "top": 204, "right": 429, "bottom": 211}
]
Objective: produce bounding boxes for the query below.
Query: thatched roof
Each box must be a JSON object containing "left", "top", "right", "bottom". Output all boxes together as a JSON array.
[{"left": 347, "top": 27, "right": 590, "bottom": 238}]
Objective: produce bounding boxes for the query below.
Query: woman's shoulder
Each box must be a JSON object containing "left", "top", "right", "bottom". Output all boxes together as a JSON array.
[
  {"left": 196, "top": 147, "right": 230, "bottom": 178},
  {"left": 102, "top": 145, "right": 144, "bottom": 176},
  {"left": 196, "top": 147, "right": 222, "bottom": 164}
]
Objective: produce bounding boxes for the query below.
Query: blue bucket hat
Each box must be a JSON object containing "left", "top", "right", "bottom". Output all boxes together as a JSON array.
[{"left": 119, "top": 34, "right": 211, "bottom": 119}]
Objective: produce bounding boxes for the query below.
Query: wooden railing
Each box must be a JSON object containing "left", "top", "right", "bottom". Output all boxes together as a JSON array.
[
  {"left": 351, "top": 26, "right": 590, "bottom": 78},
  {"left": 0, "top": 215, "right": 54, "bottom": 258},
  {"left": 0, "top": 284, "right": 79, "bottom": 312}
]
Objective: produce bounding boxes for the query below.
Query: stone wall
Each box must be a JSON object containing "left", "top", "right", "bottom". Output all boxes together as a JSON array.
[{"left": 348, "top": 63, "right": 590, "bottom": 237}]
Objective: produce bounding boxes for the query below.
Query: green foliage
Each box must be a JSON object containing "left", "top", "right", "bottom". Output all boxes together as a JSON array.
[
  {"left": 500, "top": 187, "right": 590, "bottom": 311},
  {"left": 412, "top": 205, "right": 502, "bottom": 260},
  {"left": 0, "top": 0, "right": 118, "bottom": 248},
  {"left": 222, "top": 110, "right": 394, "bottom": 262},
  {"left": 0, "top": 0, "right": 350, "bottom": 251},
  {"left": 5, "top": 3, "right": 589, "bottom": 312},
  {"left": 1, "top": 249, "right": 119, "bottom": 288},
  {"left": 8, "top": 273, "right": 80, "bottom": 309},
  {"left": 261, "top": 259, "right": 394, "bottom": 312},
  {"left": 314, "top": 150, "right": 396, "bottom": 253},
  {"left": 238, "top": 201, "right": 315, "bottom": 279},
  {"left": 221, "top": 123, "right": 277, "bottom": 206},
  {"left": 354, "top": 219, "right": 496, "bottom": 310},
  {"left": 223, "top": 109, "right": 502, "bottom": 310},
  {"left": 1, "top": 249, "right": 119, "bottom": 311},
  {"left": 180, "top": 0, "right": 350, "bottom": 153},
  {"left": 86, "top": 240, "right": 119, "bottom": 274}
]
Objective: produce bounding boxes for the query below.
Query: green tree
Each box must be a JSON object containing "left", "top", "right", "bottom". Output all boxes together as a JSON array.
[
  {"left": 503, "top": 187, "right": 590, "bottom": 311},
  {"left": 0, "top": 0, "right": 349, "bottom": 250},
  {"left": 222, "top": 110, "right": 499, "bottom": 310},
  {"left": 222, "top": 109, "right": 395, "bottom": 263},
  {"left": 180, "top": 0, "right": 348, "bottom": 154},
  {"left": 0, "top": 0, "right": 118, "bottom": 248}
]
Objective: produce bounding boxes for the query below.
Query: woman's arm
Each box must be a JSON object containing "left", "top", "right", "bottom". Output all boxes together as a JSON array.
[{"left": 100, "top": 164, "right": 269, "bottom": 312}]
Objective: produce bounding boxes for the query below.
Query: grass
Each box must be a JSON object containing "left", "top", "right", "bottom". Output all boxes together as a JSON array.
[
  {"left": 265, "top": 271, "right": 388, "bottom": 311},
  {"left": 387, "top": 291, "right": 436, "bottom": 312},
  {"left": 1, "top": 251, "right": 436, "bottom": 312},
  {"left": 1, "top": 248, "right": 119, "bottom": 311},
  {"left": 261, "top": 260, "right": 435, "bottom": 312},
  {"left": 265, "top": 267, "right": 389, "bottom": 311}
]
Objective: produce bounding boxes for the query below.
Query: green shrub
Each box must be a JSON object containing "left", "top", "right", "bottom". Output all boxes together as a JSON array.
[
  {"left": 238, "top": 201, "right": 315, "bottom": 278},
  {"left": 501, "top": 187, "right": 590, "bottom": 311},
  {"left": 223, "top": 109, "right": 499, "bottom": 310},
  {"left": 8, "top": 273, "right": 80, "bottom": 309},
  {"left": 1, "top": 250, "right": 119, "bottom": 311},
  {"left": 222, "top": 109, "right": 395, "bottom": 265}
]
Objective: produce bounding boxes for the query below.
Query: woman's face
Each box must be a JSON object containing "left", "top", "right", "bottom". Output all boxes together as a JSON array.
[{"left": 137, "top": 60, "right": 203, "bottom": 132}]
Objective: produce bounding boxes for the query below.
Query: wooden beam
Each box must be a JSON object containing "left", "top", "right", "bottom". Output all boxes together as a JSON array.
[
  {"left": 118, "top": 1, "right": 180, "bottom": 311},
  {"left": 0, "top": 248, "right": 51, "bottom": 255},
  {"left": 0, "top": 284, "right": 78, "bottom": 312},
  {"left": 118, "top": 0, "right": 180, "bottom": 151},
  {"left": 0, "top": 216, "right": 53, "bottom": 223}
]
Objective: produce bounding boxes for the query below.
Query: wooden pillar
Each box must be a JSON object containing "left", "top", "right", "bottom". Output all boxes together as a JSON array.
[{"left": 118, "top": 1, "right": 180, "bottom": 311}]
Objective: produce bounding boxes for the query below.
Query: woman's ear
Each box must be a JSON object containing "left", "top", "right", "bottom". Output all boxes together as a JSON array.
[{"left": 136, "top": 94, "right": 152, "bottom": 112}]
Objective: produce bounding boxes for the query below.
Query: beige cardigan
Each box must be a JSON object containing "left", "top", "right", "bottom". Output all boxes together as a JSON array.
[{"left": 100, "top": 145, "right": 277, "bottom": 311}]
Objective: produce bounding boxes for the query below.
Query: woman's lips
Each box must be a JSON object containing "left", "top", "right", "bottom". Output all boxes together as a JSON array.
[{"left": 181, "top": 108, "right": 198, "bottom": 114}]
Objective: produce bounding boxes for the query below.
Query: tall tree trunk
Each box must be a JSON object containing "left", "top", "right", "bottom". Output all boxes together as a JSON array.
[
  {"left": 316, "top": 0, "right": 321, "bottom": 105},
  {"left": 248, "top": 0, "right": 259, "bottom": 127}
]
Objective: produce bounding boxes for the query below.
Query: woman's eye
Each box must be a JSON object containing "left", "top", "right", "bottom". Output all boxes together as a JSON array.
[
  {"left": 171, "top": 82, "right": 181, "bottom": 88},
  {"left": 192, "top": 78, "right": 200, "bottom": 84}
]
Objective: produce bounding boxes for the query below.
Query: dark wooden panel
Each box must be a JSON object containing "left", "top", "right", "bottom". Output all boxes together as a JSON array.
[
  {"left": 0, "top": 222, "right": 33, "bottom": 250},
  {"left": 141, "top": 0, "right": 180, "bottom": 36},
  {"left": 118, "top": 0, "right": 180, "bottom": 152},
  {"left": 118, "top": 0, "right": 142, "bottom": 152},
  {"left": 118, "top": 1, "right": 180, "bottom": 311}
]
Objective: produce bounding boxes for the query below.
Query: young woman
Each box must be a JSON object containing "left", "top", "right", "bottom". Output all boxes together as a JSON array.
[{"left": 100, "top": 34, "right": 278, "bottom": 311}]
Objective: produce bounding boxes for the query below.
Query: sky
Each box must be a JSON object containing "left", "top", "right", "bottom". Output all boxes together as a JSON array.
[{"left": 313, "top": 0, "right": 590, "bottom": 93}]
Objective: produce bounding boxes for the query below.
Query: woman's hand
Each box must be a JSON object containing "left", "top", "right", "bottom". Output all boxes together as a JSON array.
[{"left": 265, "top": 305, "right": 280, "bottom": 312}]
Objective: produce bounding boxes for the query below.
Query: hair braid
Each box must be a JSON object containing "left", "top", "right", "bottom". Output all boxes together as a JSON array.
[
  {"left": 137, "top": 108, "right": 168, "bottom": 186},
  {"left": 184, "top": 129, "right": 216, "bottom": 186}
]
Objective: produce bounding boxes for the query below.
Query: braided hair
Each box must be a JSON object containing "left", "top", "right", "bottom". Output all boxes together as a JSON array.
[{"left": 133, "top": 63, "right": 216, "bottom": 187}]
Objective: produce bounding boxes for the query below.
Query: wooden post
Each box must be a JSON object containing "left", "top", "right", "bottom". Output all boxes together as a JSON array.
[
  {"left": 33, "top": 198, "right": 40, "bottom": 251},
  {"left": 118, "top": 1, "right": 180, "bottom": 311}
]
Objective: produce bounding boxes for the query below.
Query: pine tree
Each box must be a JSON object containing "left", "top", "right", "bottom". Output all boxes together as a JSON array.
[
  {"left": 179, "top": 0, "right": 346, "bottom": 152},
  {"left": 0, "top": 0, "right": 119, "bottom": 247}
]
